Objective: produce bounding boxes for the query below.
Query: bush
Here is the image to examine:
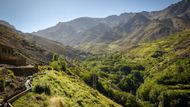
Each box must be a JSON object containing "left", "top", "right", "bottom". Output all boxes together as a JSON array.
[
  {"left": 100, "top": 66, "right": 110, "bottom": 72},
  {"left": 119, "top": 66, "right": 131, "bottom": 74},
  {"left": 80, "top": 72, "right": 95, "bottom": 86},
  {"left": 0, "top": 77, "right": 5, "bottom": 92},
  {"left": 118, "top": 72, "right": 143, "bottom": 94},
  {"left": 50, "top": 60, "right": 67, "bottom": 71},
  {"left": 137, "top": 82, "right": 152, "bottom": 101},
  {"left": 50, "top": 61, "right": 62, "bottom": 71},
  {"left": 7, "top": 69, "right": 16, "bottom": 79},
  {"left": 34, "top": 84, "right": 51, "bottom": 95},
  {"left": 118, "top": 76, "right": 135, "bottom": 92},
  {"left": 151, "top": 51, "right": 164, "bottom": 58}
]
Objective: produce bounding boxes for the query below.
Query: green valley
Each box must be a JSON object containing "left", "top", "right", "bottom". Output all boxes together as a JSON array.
[
  {"left": 0, "top": 0, "right": 190, "bottom": 107},
  {"left": 11, "top": 29, "right": 190, "bottom": 107}
]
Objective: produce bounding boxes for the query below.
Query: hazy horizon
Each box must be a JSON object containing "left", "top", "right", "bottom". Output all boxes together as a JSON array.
[{"left": 0, "top": 0, "right": 181, "bottom": 33}]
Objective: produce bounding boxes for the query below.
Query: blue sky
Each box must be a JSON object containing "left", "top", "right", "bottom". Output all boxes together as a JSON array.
[{"left": 0, "top": 0, "right": 181, "bottom": 33}]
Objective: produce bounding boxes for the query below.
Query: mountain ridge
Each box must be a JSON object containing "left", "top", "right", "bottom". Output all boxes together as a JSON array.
[
  {"left": 0, "top": 22, "right": 83, "bottom": 65},
  {"left": 33, "top": 0, "right": 190, "bottom": 53}
]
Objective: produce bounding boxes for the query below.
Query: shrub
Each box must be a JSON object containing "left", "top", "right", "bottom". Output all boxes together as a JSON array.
[
  {"left": 80, "top": 72, "right": 93, "bottom": 86},
  {"left": 7, "top": 69, "right": 16, "bottom": 79},
  {"left": 50, "top": 60, "right": 67, "bottom": 71},
  {"left": 34, "top": 84, "right": 51, "bottom": 95},
  {"left": 0, "top": 77, "right": 5, "bottom": 92},
  {"left": 118, "top": 76, "right": 135, "bottom": 92},
  {"left": 100, "top": 66, "right": 110, "bottom": 72},
  {"left": 151, "top": 51, "right": 164, "bottom": 58},
  {"left": 118, "top": 72, "right": 143, "bottom": 94},
  {"left": 119, "top": 66, "right": 131, "bottom": 74},
  {"left": 177, "top": 66, "right": 184, "bottom": 73},
  {"left": 137, "top": 82, "right": 152, "bottom": 101},
  {"left": 50, "top": 61, "right": 62, "bottom": 71}
]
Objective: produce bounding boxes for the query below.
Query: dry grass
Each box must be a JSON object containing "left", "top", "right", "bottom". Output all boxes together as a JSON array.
[{"left": 49, "top": 96, "right": 67, "bottom": 107}]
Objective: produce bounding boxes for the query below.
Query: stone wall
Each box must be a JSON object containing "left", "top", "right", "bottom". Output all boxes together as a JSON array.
[{"left": 7, "top": 66, "right": 37, "bottom": 77}]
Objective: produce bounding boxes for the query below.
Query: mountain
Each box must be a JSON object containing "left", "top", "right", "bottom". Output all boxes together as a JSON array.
[
  {"left": 117, "top": 16, "right": 190, "bottom": 46},
  {"left": 150, "top": 0, "right": 190, "bottom": 19},
  {"left": 116, "top": 13, "right": 150, "bottom": 34},
  {"left": 0, "top": 22, "right": 82, "bottom": 65},
  {"left": 34, "top": 0, "right": 190, "bottom": 53},
  {"left": 34, "top": 17, "right": 100, "bottom": 46},
  {"left": 33, "top": 13, "right": 135, "bottom": 46},
  {"left": 0, "top": 21, "right": 121, "bottom": 107},
  {"left": 0, "top": 20, "right": 16, "bottom": 30}
]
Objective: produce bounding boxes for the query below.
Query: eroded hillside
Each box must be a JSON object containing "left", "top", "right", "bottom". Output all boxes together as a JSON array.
[{"left": 0, "top": 23, "right": 83, "bottom": 65}]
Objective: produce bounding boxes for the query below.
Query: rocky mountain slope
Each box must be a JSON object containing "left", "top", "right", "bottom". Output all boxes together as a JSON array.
[
  {"left": 150, "top": 0, "right": 190, "bottom": 19},
  {"left": 33, "top": 0, "right": 190, "bottom": 53},
  {"left": 0, "top": 22, "right": 82, "bottom": 65},
  {"left": 0, "top": 20, "right": 16, "bottom": 30}
]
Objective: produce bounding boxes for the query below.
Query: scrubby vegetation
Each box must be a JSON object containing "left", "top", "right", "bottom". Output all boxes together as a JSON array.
[
  {"left": 78, "top": 54, "right": 144, "bottom": 107},
  {"left": 0, "top": 77, "right": 5, "bottom": 92},
  {"left": 77, "top": 30, "right": 190, "bottom": 107},
  {"left": 129, "top": 30, "right": 190, "bottom": 107},
  {"left": 0, "top": 68, "right": 24, "bottom": 100},
  {"left": 13, "top": 70, "right": 121, "bottom": 107}
]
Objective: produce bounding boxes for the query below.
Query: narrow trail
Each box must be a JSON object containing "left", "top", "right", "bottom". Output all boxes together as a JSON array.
[
  {"left": 0, "top": 72, "right": 46, "bottom": 107},
  {"left": 0, "top": 76, "right": 32, "bottom": 107},
  {"left": 0, "top": 58, "right": 74, "bottom": 107}
]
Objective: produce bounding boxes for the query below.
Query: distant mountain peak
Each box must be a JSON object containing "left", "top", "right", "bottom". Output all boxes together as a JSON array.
[{"left": 133, "top": 13, "right": 149, "bottom": 20}]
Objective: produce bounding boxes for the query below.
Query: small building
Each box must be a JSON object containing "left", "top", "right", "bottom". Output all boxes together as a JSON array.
[{"left": 0, "top": 44, "right": 26, "bottom": 66}]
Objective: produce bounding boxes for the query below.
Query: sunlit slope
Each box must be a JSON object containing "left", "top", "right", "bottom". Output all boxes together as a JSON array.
[
  {"left": 13, "top": 70, "right": 122, "bottom": 107},
  {"left": 0, "top": 23, "right": 80, "bottom": 64},
  {"left": 78, "top": 29, "right": 190, "bottom": 107},
  {"left": 125, "top": 29, "right": 190, "bottom": 106}
]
